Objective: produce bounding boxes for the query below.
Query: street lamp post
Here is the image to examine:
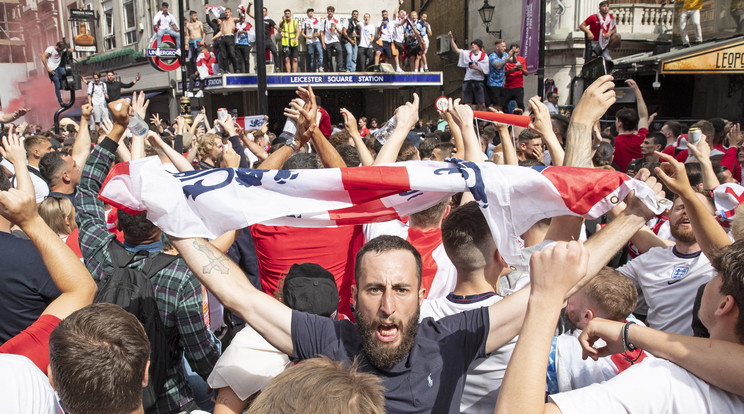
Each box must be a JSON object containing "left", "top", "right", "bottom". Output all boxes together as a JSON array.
[{"left": 478, "top": 0, "right": 502, "bottom": 39}]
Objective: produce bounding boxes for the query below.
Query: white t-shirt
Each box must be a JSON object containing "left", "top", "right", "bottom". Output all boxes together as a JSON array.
[
  {"left": 44, "top": 46, "right": 62, "bottom": 71},
  {"left": 25, "top": 165, "right": 50, "bottom": 203},
  {"left": 87, "top": 81, "right": 108, "bottom": 106},
  {"left": 359, "top": 22, "right": 375, "bottom": 48},
  {"left": 0, "top": 354, "right": 59, "bottom": 414},
  {"left": 421, "top": 293, "right": 515, "bottom": 413},
  {"left": 550, "top": 357, "right": 744, "bottom": 413},
  {"left": 153, "top": 10, "right": 178, "bottom": 30},
  {"left": 392, "top": 17, "right": 406, "bottom": 43},
  {"left": 548, "top": 318, "right": 650, "bottom": 394},
  {"left": 321, "top": 17, "right": 340, "bottom": 44},
  {"left": 618, "top": 246, "right": 715, "bottom": 336},
  {"left": 301, "top": 17, "right": 321, "bottom": 44},
  {"left": 457, "top": 49, "right": 490, "bottom": 81},
  {"left": 377, "top": 20, "right": 394, "bottom": 42},
  {"left": 207, "top": 324, "right": 291, "bottom": 400}
]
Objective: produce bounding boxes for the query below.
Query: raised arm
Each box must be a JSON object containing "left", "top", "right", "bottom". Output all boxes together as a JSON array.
[
  {"left": 563, "top": 75, "right": 616, "bottom": 168},
  {"left": 373, "top": 94, "right": 420, "bottom": 165},
  {"left": 496, "top": 242, "right": 588, "bottom": 414},
  {"left": 216, "top": 114, "right": 250, "bottom": 169},
  {"left": 147, "top": 131, "right": 194, "bottom": 172},
  {"left": 626, "top": 79, "right": 649, "bottom": 130},
  {"left": 446, "top": 98, "right": 482, "bottom": 162},
  {"left": 0, "top": 107, "right": 29, "bottom": 124},
  {"left": 447, "top": 31, "right": 461, "bottom": 54},
  {"left": 71, "top": 104, "right": 93, "bottom": 168},
  {"left": 442, "top": 111, "right": 466, "bottom": 160},
  {"left": 341, "top": 108, "right": 375, "bottom": 166},
  {"left": 497, "top": 123, "right": 518, "bottom": 166},
  {"left": 656, "top": 151, "right": 731, "bottom": 256},
  {"left": 76, "top": 100, "right": 129, "bottom": 280},
  {"left": 259, "top": 89, "right": 317, "bottom": 169},
  {"left": 528, "top": 96, "right": 564, "bottom": 166},
  {"left": 686, "top": 141, "right": 720, "bottom": 190},
  {"left": 170, "top": 236, "right": 294, "bottom": 355}
]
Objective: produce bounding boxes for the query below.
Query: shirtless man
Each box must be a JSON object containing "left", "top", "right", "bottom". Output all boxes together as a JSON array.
[
  {"left": 186, "top": 11, "right": 205, "bottom": 72},
  {"left": 218, "top": 8, "right": 239, "bottom": 73}
]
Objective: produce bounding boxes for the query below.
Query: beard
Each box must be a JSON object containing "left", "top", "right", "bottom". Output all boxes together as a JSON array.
[
  {"left": 354, "top": 307, "right": 420, "bottom": 370},
  {"left": 670, "top": 218, "right": 696, "bottom": 243}
]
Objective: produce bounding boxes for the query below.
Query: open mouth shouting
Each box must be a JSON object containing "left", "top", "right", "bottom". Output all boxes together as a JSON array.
[{"left": 377, "top": 322, "right": 400, "bottom": 343}]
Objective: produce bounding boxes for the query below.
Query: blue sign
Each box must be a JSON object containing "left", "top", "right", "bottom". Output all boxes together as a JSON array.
[
  {"left": 146, "top": 48, "right": 178, "bottom": 58},
  {"left": 177, "top": 72, "right": 442, "bottom": 92}
]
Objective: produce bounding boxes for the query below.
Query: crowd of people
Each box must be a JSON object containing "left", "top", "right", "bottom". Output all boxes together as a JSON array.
[
  {"left": 165, "top": 1, "right": 433, "bottom": 77},
  {"left": 5, "top": 19, "right": 744, "bottom": 413}
]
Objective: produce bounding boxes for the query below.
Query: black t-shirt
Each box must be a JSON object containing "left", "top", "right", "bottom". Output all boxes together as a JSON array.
[
  {"left": 292, "top": 306, "right": 489, "bottom": 413},
  {"left": 0, "top": 232, "right": 61, "bottom": 344},
  {"left": 263, "top": 18, "right": 276, "bottom": 40},
  {"left": 105, "top": 80, "right": 135, "bottom": 102}
]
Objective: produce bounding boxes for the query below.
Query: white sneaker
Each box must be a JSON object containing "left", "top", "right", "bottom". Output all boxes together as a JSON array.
[
  {"left": 396, "top": 67, "right": 404, "bottom": 73},
  {"left": 195, "top": 90, "right": 204, "bottom": 98},
  {"left": 424, "top": 65, "right": 429, "bottom": 71}
]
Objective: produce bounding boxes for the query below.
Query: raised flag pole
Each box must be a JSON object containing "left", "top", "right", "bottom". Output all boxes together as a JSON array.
[
  {"left": 473, "top": 111, "right": 531, "bottom": 128},
  {"left": 254, "top": 0, "right": 268, "bottom": 115}
]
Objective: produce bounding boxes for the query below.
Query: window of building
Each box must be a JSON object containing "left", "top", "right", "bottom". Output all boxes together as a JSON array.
[
  {"left": 122, "top": 0, "right": 136, "bottom": 44},
  {"left": 103, "top": 1, "right": 115, "bottom": 49}
]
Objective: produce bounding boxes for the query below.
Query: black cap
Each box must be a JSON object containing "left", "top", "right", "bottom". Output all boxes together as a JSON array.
[
  {"left": 471, "top": 38, "right": 483, "bottom": 49},
  {"left": 282, "top": 263, "right": 339, "bottom": 317}
]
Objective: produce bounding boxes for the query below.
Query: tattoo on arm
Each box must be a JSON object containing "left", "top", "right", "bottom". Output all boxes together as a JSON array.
[
  {"left": 563, "top": 122, "right": 593, "bottom": 168},
  {"left": 192, "top": 239, "right": 230, "bottom": 275}
]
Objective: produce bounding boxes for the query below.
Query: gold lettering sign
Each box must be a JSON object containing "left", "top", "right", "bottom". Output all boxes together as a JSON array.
[{"left": 662, "top": 40, "right": 744, "bottom": 74}]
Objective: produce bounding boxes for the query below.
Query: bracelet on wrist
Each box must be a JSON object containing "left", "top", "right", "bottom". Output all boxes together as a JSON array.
[{"left": 622, "top": 321, "right": 637, "bottom": 352}]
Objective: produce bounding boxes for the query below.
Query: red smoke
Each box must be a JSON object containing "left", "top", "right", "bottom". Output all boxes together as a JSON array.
[{"left": 8, "top": 75, "right": 82, "bottom": 130}]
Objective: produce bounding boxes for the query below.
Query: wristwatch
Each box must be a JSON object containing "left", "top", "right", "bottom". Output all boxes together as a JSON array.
[{"left": 288, "top": 141, "right": 301, "bottom": 152}]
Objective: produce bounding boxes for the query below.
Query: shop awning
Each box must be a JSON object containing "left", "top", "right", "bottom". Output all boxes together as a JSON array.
[{"left": 613, "top": 35, "right": 744, "bottom": 75}]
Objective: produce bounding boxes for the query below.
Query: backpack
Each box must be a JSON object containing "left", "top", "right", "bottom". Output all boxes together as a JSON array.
[{"left": 94, "top": 241, "right": 179, "bottom": 410}]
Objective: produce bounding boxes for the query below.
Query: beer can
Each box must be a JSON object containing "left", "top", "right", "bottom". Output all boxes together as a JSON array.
[
  {"left": 216, "top": 108, "right": 228, "bottom": 132},
  {"left": 217, "top": 108, "right": 228, "bottom": 122},
  {"left": 688, "top": 127, "right": 701, "bottom": 145}
]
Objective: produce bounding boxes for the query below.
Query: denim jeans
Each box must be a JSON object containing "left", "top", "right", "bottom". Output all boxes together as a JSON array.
[
  {"left": 343, "top": 42, "right": 358, "bottom": 72},
  {"left": 48, "top": 66, "right": 66, "bottom": 105},
  {"left": 307, "top": 41, "right": 323, "bottom": 72},
  {"left": 157, "top": 27, "right": 180, "bottom": 48}
]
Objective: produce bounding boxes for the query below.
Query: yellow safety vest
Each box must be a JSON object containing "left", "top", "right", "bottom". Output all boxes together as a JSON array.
[{"left": 281, "top": 19, "right": 299, "bottom": 47}]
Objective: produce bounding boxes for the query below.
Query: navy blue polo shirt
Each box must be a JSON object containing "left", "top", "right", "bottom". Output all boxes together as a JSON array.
[{"left": 292, "top": 306, "right": 489, "bottom": 413}]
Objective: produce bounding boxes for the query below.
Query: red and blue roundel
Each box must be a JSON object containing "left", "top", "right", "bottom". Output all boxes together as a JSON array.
[{"left": 147, "top": 34, "right": 181, "bottom": 72}]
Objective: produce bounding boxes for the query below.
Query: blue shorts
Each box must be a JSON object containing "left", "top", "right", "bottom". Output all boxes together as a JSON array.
[{"left": 376, "top": 41, "right": 393, "bottom": 58}]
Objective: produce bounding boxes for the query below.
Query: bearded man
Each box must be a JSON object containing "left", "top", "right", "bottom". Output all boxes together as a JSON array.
[
  {"left": 170, "top": 233, "right": 535, "bottom": 413},
  {"left": 617, "top": 193, "right": 717, "bottom": 336}
]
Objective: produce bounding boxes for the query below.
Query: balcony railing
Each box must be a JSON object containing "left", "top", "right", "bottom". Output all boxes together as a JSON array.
[
  {"left": 546, "top": 1, "right": 673, "bottom": 42},
  {"left": 610, "top": 3, "right": 674, "bottom": 40}
]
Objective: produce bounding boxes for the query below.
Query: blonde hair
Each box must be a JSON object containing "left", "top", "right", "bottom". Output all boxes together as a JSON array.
[
  {"left": 732, "top": 204, "right": 744, "bottom": 241},
  {"left": 197, "top": 133, "right": 222, "bottom": 161},
  {"left": 248, "top": 356, "right": 384, "bottom": 414},
  {"left": 38, "top": 196, "right": 76, "bottom": 236}
]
